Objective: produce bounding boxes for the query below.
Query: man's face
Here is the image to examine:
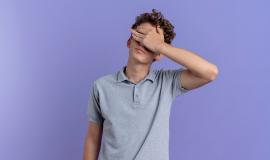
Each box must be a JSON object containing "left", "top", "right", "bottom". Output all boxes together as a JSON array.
[{"left": 127, "top": 22, "right": 163, "bottom": 64}]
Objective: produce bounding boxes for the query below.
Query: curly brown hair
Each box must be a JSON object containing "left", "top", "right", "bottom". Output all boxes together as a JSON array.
[{"left": 131, "top": 9, "right": 176, "bottom": 45}]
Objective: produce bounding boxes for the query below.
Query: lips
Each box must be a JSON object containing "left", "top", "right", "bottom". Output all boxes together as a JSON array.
[{"left": 135, "top": 47, "right": 146, "bottom": 53}]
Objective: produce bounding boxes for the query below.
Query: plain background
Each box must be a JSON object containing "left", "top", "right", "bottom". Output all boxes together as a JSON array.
[{"left": 0, "top": 0, "right": 269, "bottom": 159}]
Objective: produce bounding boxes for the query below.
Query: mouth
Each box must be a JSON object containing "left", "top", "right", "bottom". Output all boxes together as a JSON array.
[{"left": 135, "top": 47, "right": 146, "bottom": 54}]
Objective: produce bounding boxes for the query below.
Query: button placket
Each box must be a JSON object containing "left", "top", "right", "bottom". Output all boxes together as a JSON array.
[{"left": 133, "top": 85, "right": 140, "bottom": 105}]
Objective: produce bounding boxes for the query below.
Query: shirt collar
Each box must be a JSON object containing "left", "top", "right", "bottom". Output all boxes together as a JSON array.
[{"left": 117, "top": 65, "right": 155, "bottom": 83}]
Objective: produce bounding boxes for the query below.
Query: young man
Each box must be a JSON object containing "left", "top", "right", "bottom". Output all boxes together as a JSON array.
[{"left": 83, "top": 9, "right": 219, "bottom": 160}]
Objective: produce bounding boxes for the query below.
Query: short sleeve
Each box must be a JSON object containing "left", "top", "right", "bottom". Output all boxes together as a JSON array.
[
  {"left": 163, "top": 68, "right": 189, "bottom": 98},
  {"left": 87, "top": 81, "right": 104, "bottom": 124}
]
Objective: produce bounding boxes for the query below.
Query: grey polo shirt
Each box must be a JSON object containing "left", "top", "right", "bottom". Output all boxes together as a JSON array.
[{"left": 87, "top": 66, "right": 190, "bottom": 160}]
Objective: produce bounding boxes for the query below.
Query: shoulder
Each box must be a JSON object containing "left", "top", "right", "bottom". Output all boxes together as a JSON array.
[
  {"left": 154, "top": 67, "right": 186, "bottom": 79},
  {"left": 93, "top": 71, "right": 118, "bottom": 88}
]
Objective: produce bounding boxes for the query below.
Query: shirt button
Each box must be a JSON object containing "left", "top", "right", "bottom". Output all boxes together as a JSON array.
[
  {"left": 134, "top": 101, "right": 140, "bottom": 104},
  {"left": 136, "top": 94, "right": 139, "bottom": 97}
]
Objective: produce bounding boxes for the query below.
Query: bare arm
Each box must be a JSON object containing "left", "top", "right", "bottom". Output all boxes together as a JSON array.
[
  {"left": 131, "top": 25, "right": 219, "bottom": 91},
  {"left": 158, "top": 43, "right": 219, "bottom": 90},
  {"left": 83, "top": 121, "right": 103, "bottom": 160}
]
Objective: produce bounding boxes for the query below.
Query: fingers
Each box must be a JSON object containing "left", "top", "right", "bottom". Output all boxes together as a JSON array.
[
  {"left": 130, "top": 29, "right": 144, "bottom": 38},
  {"left": 131, "top": 32, "right": 142, "bottom": 42}
]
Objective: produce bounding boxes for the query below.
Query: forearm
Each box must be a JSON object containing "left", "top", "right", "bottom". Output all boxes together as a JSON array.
[
  {"left": 158, "top": 43, "right": 218, "bottom": 80},
  {"left": 83, "top": 137, "right": 101, "bottom": 160}
]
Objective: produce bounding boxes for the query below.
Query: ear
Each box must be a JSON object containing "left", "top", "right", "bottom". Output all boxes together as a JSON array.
[{"left": 157, "top": 25, "right": 163, "bottom": 35}]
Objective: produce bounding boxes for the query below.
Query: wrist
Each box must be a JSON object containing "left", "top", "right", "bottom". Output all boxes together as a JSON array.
[{"left": 156, "top": 42, "right": 169, "bottom": 55}]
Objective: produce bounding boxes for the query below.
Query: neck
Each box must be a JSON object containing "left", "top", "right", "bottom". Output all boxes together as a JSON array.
[{"left": 124, "top": 62, "right": 151, "bottom": 84}]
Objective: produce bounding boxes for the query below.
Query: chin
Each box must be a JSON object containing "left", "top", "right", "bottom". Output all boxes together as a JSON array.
[
  {"left": 136, "top": 58, "right": 153, "bottom": 64},
  {"left": 132, "top": 54, "right": 149, "bottom": 62}
]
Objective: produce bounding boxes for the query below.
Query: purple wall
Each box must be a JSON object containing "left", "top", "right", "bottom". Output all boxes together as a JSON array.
[{"left": 0, "top": 0, "right": 269, "bottom": 159}]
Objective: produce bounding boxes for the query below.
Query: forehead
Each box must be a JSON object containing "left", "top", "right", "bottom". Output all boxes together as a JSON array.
[{"left": 136, "top": 22, "right": 156, "bottom": 30}]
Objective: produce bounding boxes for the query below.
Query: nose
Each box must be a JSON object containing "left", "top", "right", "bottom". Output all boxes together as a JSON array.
[
  {"left": 133, "top": 38, "right": 152, "bottom": 53},
  {"left": 138, "top": 42, "right": 142, "bottom": 46},
  {"left": 134, "top": 39, "right": 142, "bottom": 46}
]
